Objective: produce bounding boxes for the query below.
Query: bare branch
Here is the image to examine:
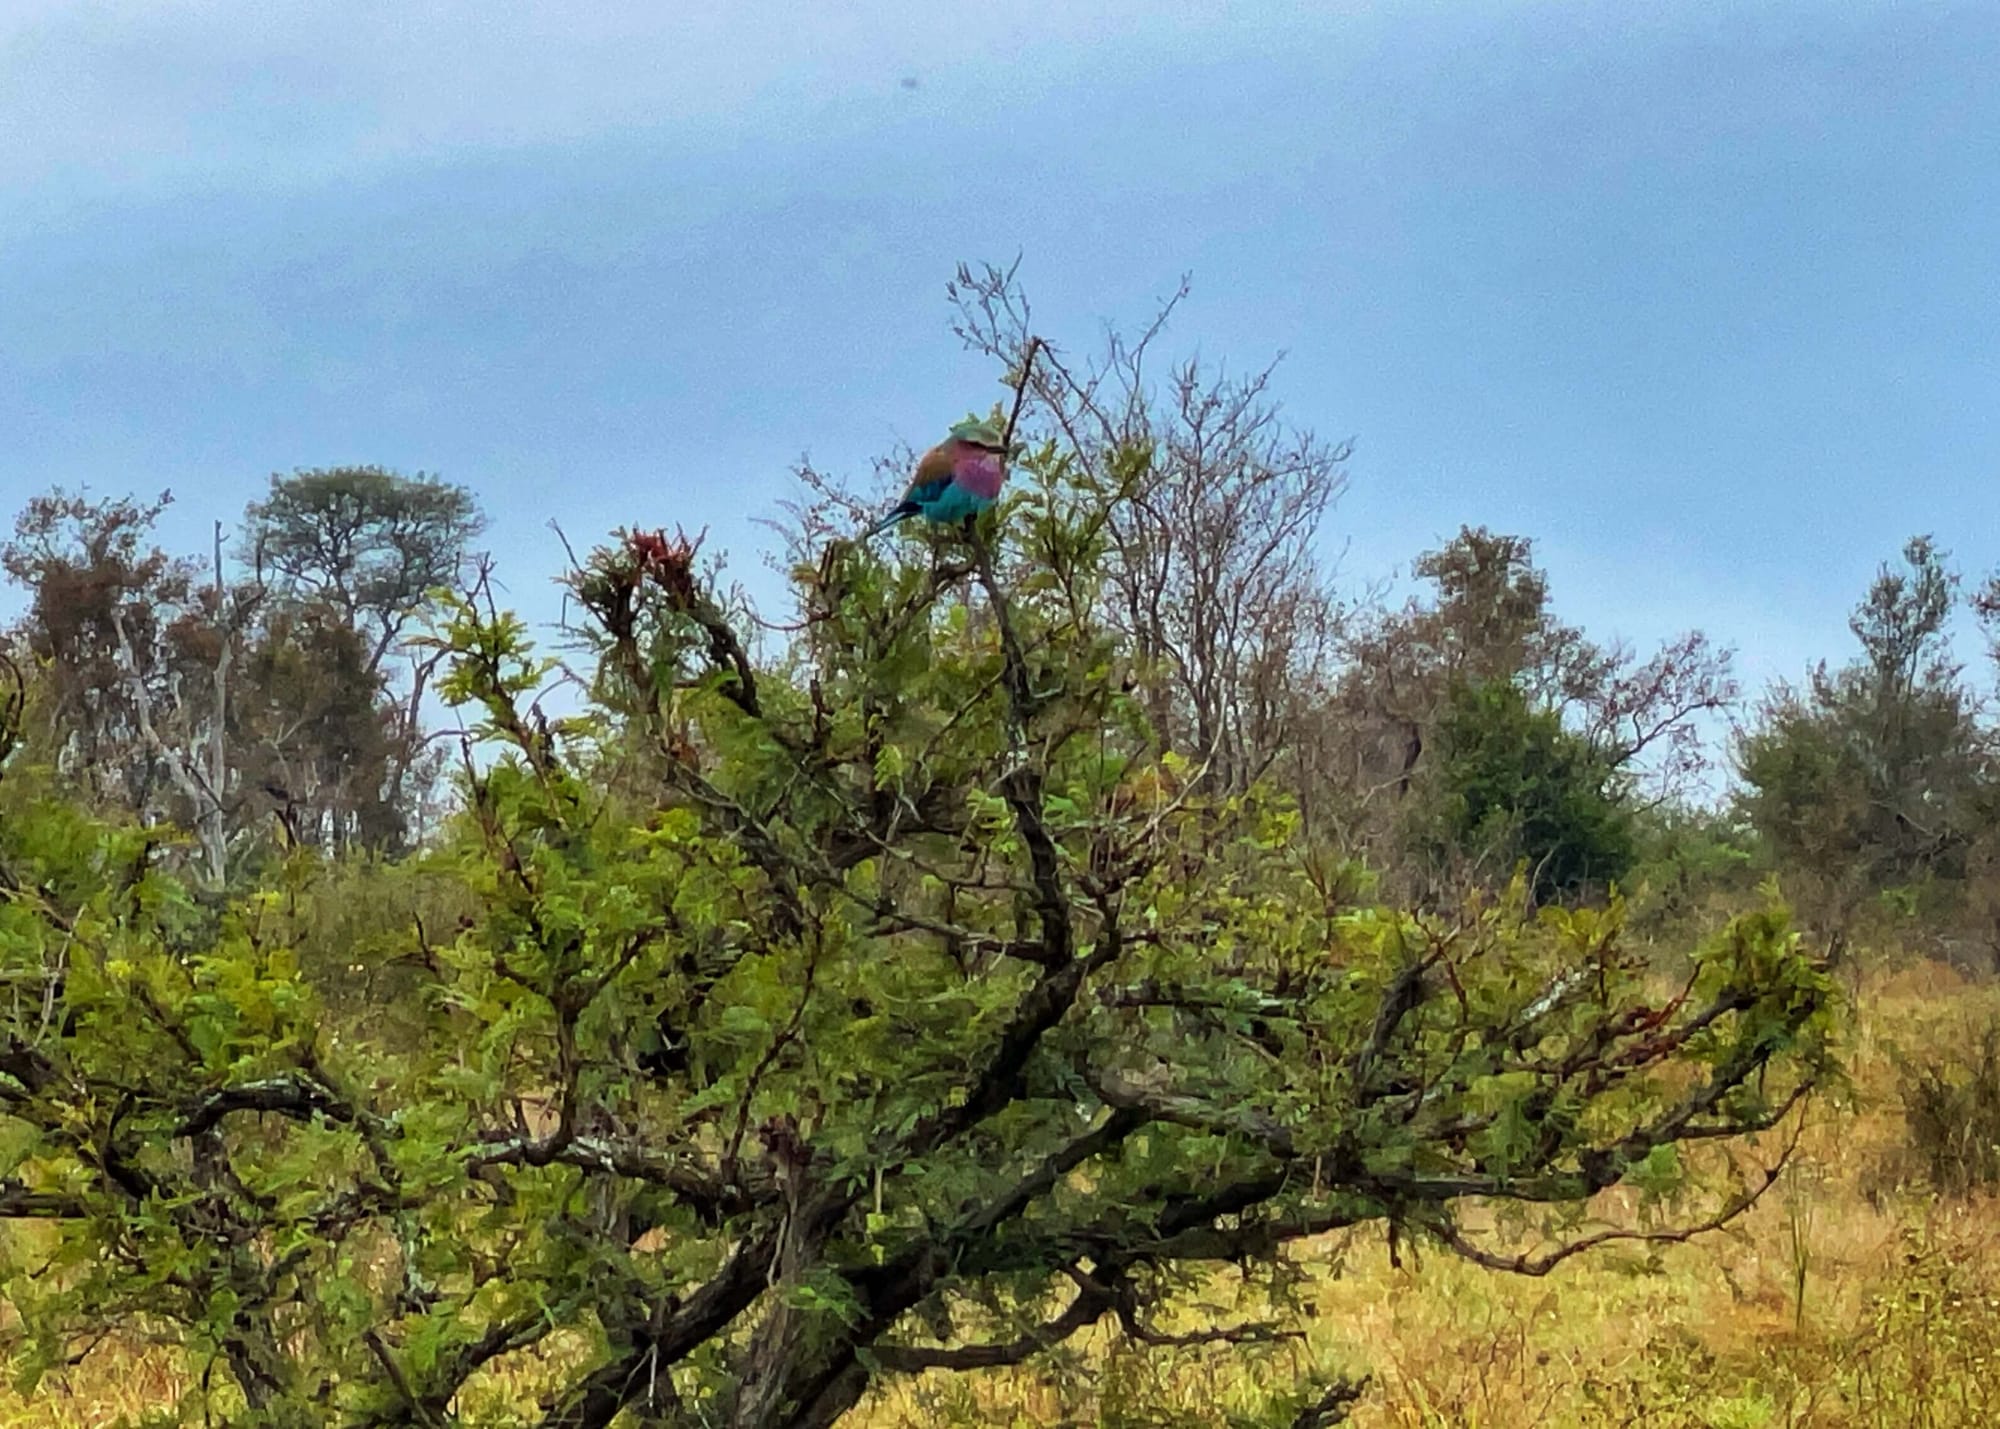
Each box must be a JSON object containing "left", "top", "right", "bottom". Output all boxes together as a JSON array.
[{"left": 873, "top": 1279, "right": 1113, "bottom": 1372}]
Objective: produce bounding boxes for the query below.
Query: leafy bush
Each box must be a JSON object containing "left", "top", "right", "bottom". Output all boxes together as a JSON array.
[{"left": 1623, "top": 808, "right": 1762, "bottom": 953}]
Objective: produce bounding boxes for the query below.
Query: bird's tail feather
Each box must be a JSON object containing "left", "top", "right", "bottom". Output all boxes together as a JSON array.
[{"left": 864, "top": 503, "right": 917, "bottom": 538}]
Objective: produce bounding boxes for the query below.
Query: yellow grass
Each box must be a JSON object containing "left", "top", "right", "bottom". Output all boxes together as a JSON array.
[{"left": 11, "top": 966, "right": 2000, "bottom": 1427}]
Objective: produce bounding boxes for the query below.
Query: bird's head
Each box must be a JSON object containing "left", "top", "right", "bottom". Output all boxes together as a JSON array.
[{"left": 948, "top": 417, "right": 1009, "bottom": 453}]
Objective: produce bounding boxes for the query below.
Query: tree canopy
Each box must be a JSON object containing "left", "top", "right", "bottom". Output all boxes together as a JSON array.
[
  {"left": 1736, "top": 536, "right": 1997, "bottom": 955},
  {"left": 1414, "top": 678, "right": 1637, "bottom": 903}
]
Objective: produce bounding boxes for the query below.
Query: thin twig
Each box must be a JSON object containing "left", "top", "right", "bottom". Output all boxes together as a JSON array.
[{"left": 1002, "top": 336, "right": 1044, "bottom": 451}]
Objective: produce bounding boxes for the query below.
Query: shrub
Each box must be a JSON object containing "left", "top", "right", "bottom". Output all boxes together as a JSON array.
[{"left": 1893, "top": 1018, "right": 2000, "bottom": 1196}]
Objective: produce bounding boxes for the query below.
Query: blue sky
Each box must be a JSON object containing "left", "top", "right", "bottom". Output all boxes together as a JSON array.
[{"left": 3, "top": 1, "right": 1996, "bottom": 721}]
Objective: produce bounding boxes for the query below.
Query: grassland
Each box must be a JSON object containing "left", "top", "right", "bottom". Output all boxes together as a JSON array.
[{"left": 10, "top": 962, "right": 1999, "bottom": 1428}]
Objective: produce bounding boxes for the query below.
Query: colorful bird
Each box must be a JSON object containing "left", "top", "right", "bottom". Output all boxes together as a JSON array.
[{"left": 865, "top": 417, "right": 1012, "bottom": 537}]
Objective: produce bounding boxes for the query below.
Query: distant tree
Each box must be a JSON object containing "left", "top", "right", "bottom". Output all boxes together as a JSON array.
[
  {"left": 1401, "top": 529, "right": 1572, "bottom": 691},
  {"left": 1348, "top": 528, "right": 1732, "bottom": 789},
  {"left": 1412, "top": 678, "right": 1637, "bottom": 903},
  {"left": 244, "top": 466, "right": 484, "bottom": 847},
  {"left": 246, "top": 466, "right": 484, "bottom": 672},
  {"left": 1974, "top": 572, "right": 2000, "bottom": 970},
  {"left": 231, "top": 602, "right": 409, "bottom": 853},
  {"left": 1330, "top": 527, "right": 1732, "bottom": 889},
  {"left": 1736, "top": 536, "right": 1993, "bottom": 952},
  {"left": 0, "top": 490, "right": 262, "bottom": 885},
  {"left": 1978, "top": 568, "right": 2000, "bottom": 669},
  {"left": 0, "top": 453, "right": 1835, "bottom": 1426},
  {"left": 1332, "top": 529, "right": 1570, "bottom": 841},
  {"left": 1, "top": 489, "right": 196, "bottom": 813}
]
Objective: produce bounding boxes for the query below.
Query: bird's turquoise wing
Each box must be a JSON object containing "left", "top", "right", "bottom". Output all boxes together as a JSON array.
[
  {"left": 917, "top": 482, "right": 992, "bottom": 524},
  {"left": 902, "top": 472, "right": 954, "bottom": 505}
]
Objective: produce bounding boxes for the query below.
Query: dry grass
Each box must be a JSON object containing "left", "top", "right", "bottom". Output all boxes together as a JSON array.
[{"left": 10, "top": 966, "right": 2000, "bottom": 1427}]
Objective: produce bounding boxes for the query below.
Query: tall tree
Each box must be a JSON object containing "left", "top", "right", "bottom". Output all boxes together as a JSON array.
[
  {"left": 1329, "top": 526, "right": 1733, "bottom": 883},
  {"left": 244, "top": 466, "right": 485, "bottom": 848},
  {"left": 1737, "top": 535, "right": 1993, "bottom": 948},
  {"left": 246, "top": 466, "right": 484, "bottom": 675}
]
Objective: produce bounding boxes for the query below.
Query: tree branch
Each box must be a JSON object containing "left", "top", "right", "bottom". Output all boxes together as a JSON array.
[
  {"left": 1289, "top": 1376, "right": 1370, "bottom": 1429},
  {"left": 464, "top": 1133, "right": 765, "bottom": 1216},
  {"left": 1091, "top": 1066, "right": 1297, "bottom": 1158},
  {"left": 0, "top": 1181, "right": 90, "bottom": 1218},
  {"left": 873, "top": 1277, "right": 1112, "bottom": 1372},
  {"left": 538, "top": 1228, "right": 779, "bottom": 1429},
  {"left": 1421, "top": 1110, "right": 1804, "bottom": 1276},
  {"left": 175, "top": 1076, "right": 353, "bottom": 1139}
]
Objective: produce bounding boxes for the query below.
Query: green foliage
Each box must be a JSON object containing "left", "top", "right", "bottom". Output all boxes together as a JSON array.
[
  {"left": 1415, "top": 679, "right": 1636, "bottom": 903},
  {"left": 1624, "top": 806, "right": 1763, "bottom": 951},
  {"left": 0, "top": 452, "right": 1836, "bottom": 1426}
]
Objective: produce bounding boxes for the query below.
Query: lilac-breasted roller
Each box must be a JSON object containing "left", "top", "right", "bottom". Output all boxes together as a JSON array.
[{"left": 864, "top": 418, "right": 1011, "bottom": 537}]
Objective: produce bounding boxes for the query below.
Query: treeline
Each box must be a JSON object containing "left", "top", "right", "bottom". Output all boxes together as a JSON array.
[
  {"left": 6, "top": 285, "right": 1996, "bottom": 972},
  {"left": 1, "top": 468, "right": 482, "bottom": 885}
]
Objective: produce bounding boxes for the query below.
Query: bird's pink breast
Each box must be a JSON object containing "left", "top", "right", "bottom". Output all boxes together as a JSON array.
[{"left": 953, "top": 446, "right": 1006, "bottom": 499}]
